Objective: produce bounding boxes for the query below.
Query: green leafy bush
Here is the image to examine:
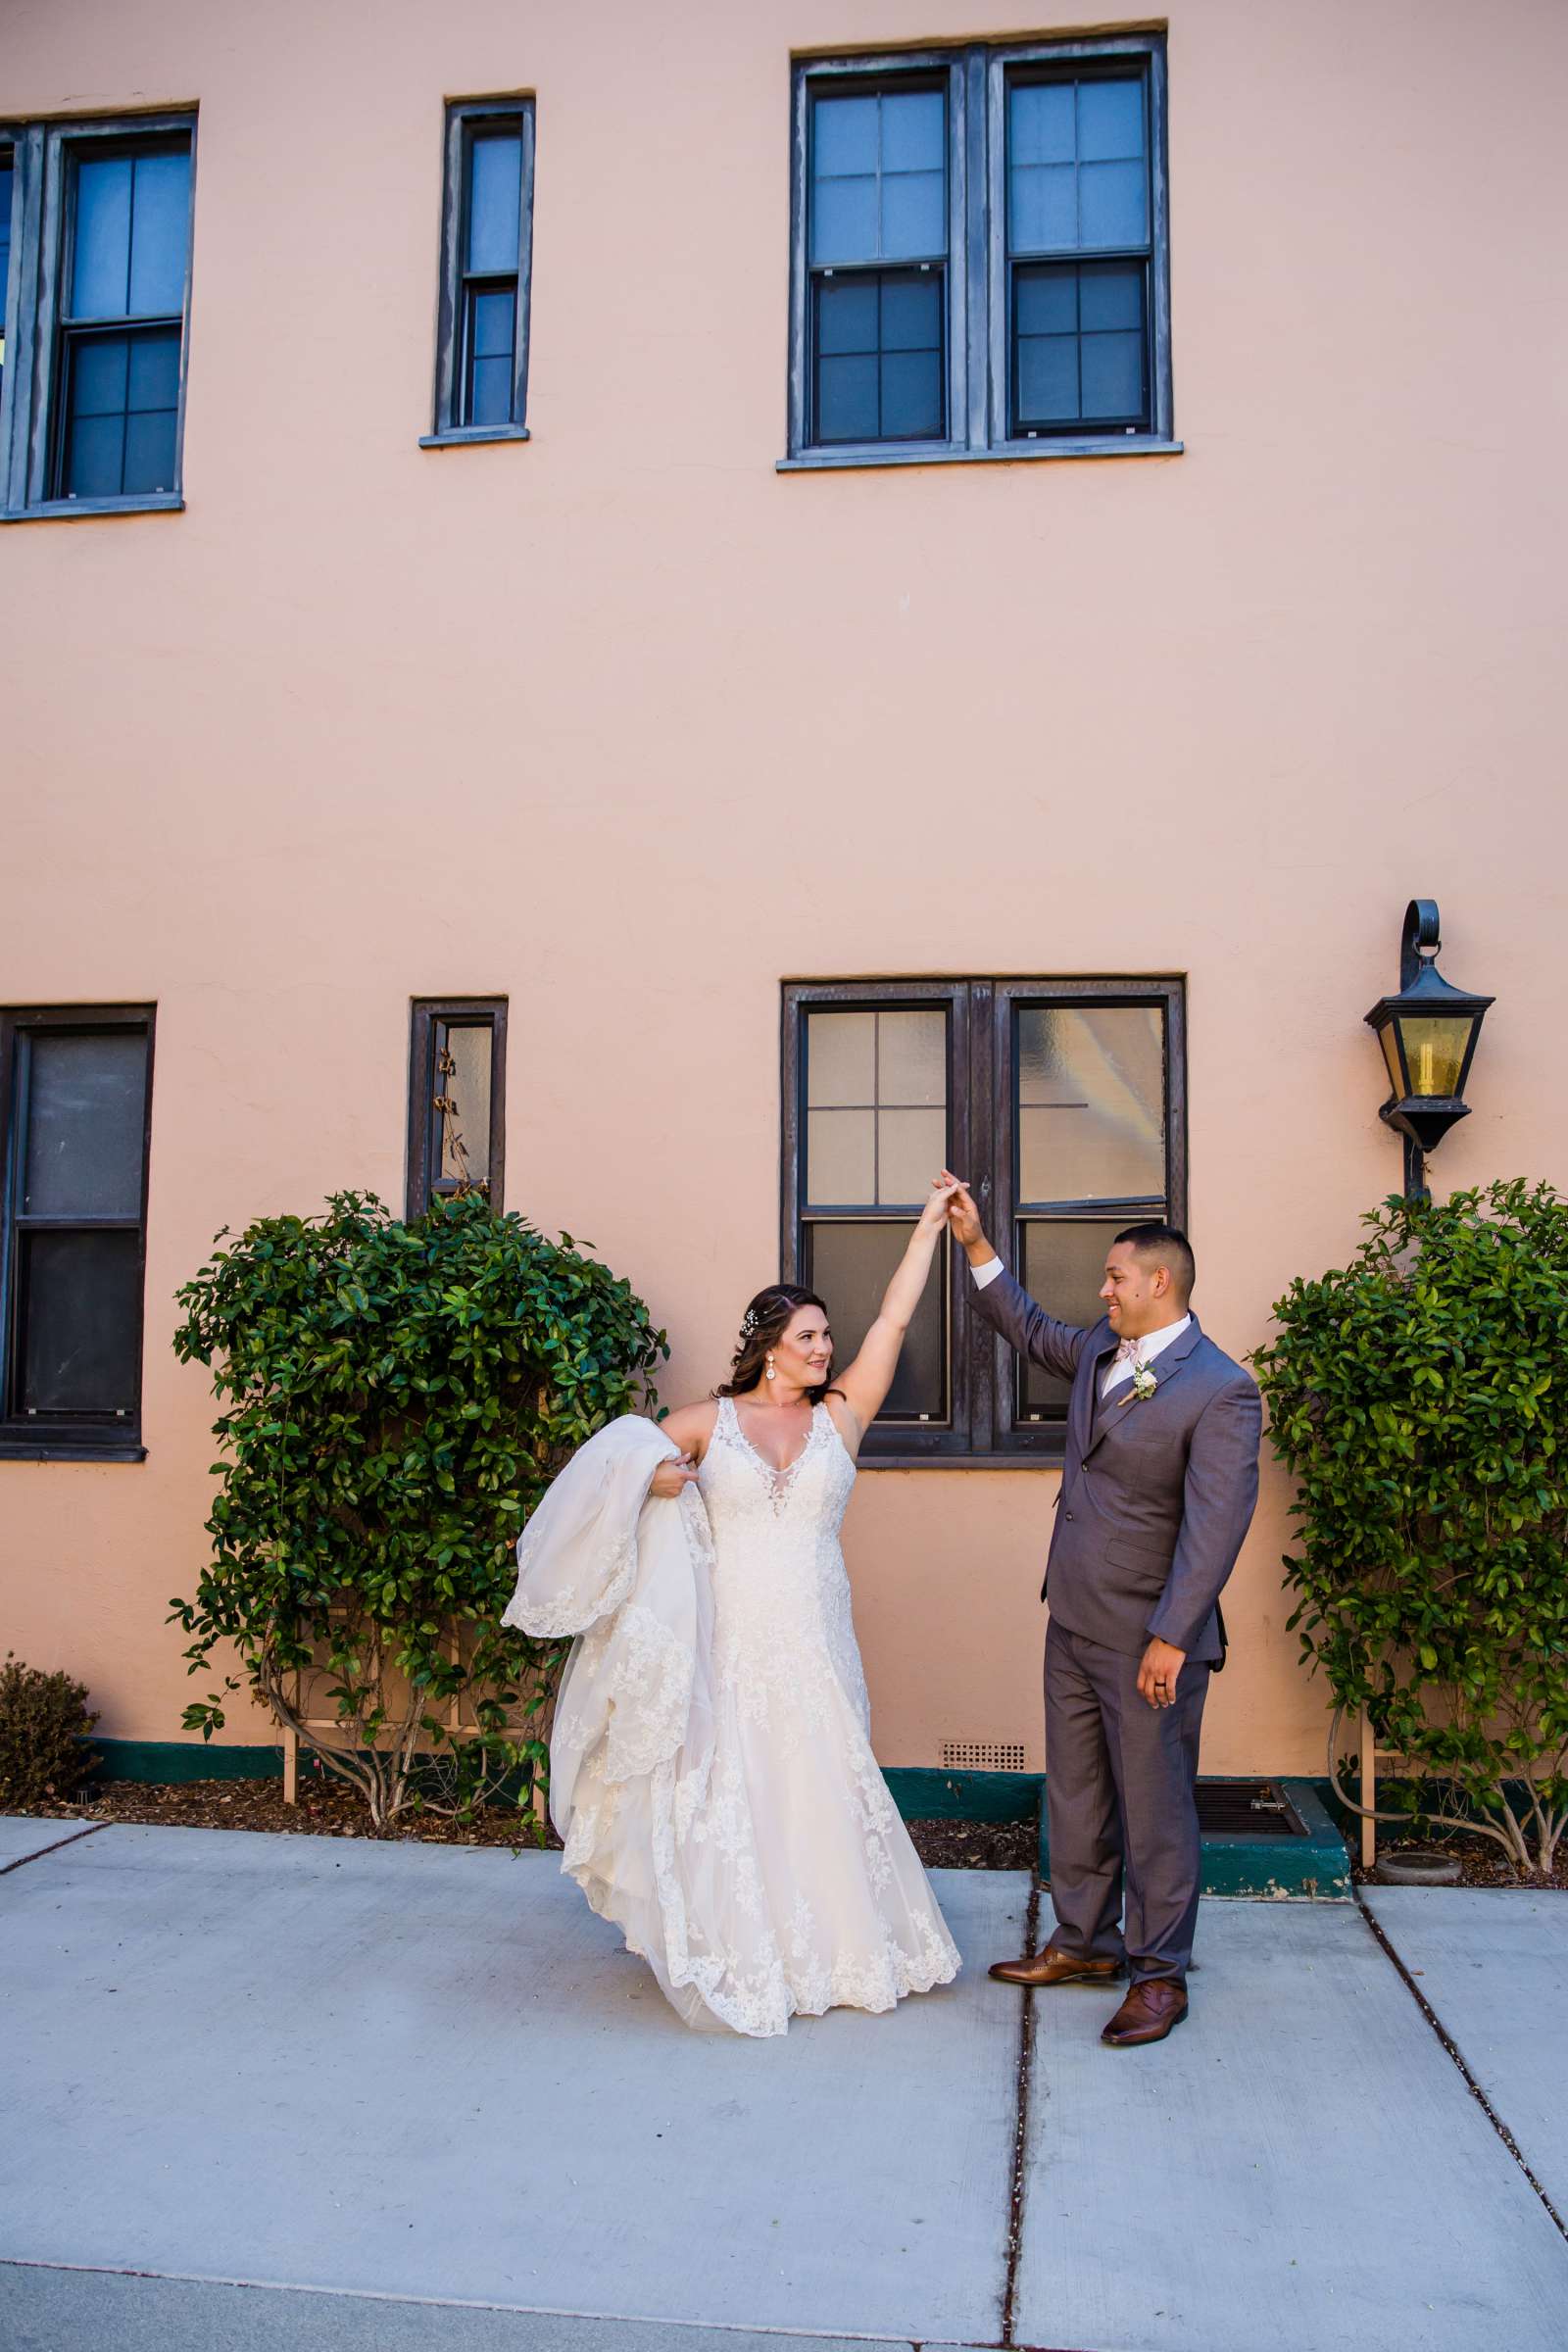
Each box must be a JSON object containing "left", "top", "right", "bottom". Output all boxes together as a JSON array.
[
  {"left": 0, "top": 1654, "right": 101, "bottom": 1809},
  {"left": 170, "top": 1192, "right": 666, "bottom": 1831},
  {"left": 1253, "top": 1179, "right": 1568, "bottom": 1877}
]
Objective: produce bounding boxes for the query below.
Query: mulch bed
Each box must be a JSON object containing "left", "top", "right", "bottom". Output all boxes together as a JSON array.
[
  {"left": 1351, "top": 1833, "right": 1568, "bottom": 1891},
  {"left": 16, "top": 1779, "right": 1038, "bottom": 1869}
]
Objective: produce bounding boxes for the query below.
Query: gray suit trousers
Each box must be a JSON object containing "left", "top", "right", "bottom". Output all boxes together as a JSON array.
[{"left": 1044, "top": 1616, "right": 1208, "bottom": 1984}]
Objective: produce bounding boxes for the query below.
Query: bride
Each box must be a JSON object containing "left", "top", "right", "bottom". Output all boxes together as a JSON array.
[{"left": 503, "top": 1176, "right": 962, "bottom": 2035}]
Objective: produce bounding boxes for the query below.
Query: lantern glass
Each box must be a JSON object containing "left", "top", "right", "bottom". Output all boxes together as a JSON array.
[
  {"left": 1377, "top": 1022, "right": 1404, "bottom": 1100},
  {"left": 1396, "top": 1013, "right": 1472, "bottom": 1099}
]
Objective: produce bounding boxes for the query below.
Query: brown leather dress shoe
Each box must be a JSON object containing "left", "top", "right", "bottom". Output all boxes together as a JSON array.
[
  {"left": 1101, "top": 1979, "right": 1189, "bottom": 2045},
  {"left": 989, "top": 1945, "right": 1125, "bottom": 1988}
]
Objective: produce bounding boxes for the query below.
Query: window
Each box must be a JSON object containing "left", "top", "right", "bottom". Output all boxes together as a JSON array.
[
  {"left": 0, "top": 115, "right": 195, "bottom": 518},
  {"left": 425, "top": 101, "right": 535, "bottom": 446},
  {"left": 781, "top": 979, "right": 1185, "bottom": 1460},
  {"left": 0, "top": 1007, "right": 155, "bottom": 1459},
  {"left": 808, "top": 81, "right": 953, "bottom": 446},
  {"left": 786, "top": 34, "right": 1171, "bottom": 466},
  {"left": 406, "top": 1000, "right": 508, "bottom": 1215},
  {"left": 1, "top": 146, "right": 14, "bottom": 405}
]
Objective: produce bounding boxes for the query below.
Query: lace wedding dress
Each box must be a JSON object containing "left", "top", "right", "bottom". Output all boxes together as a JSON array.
[{"left": 503, "top": 1398, "right": 959, "bottom": 2036}]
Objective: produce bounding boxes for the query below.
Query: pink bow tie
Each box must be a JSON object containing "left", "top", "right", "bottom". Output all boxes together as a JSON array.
[{"left": 1114, "top": 1338, "right": 1143, "bottom": 1366}]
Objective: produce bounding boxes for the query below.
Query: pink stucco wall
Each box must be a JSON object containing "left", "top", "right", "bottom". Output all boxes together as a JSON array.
[{"left": 2, "top": 2, "right": 1563, "bottom": 1775}]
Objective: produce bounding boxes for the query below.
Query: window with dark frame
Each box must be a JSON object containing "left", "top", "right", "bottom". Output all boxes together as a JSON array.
[
  {"left": 808, "top": 81, "right": 950, "bottom": 446},
  {"left": 0, "top": 1007, "right": 155, "bottom": 1458},
  {"left": 0, "top": 114, "right": 195, "bottom": 517},
  {"left": 787, "top": 33, "right": 1171, "bottom": 464},
  {"left": 406, "top": 1000, "right": 508, "bottom": 1218},
  {"left": 782, "top": 979, "right": 1185, "bottom": 1460},
  {"left": 428, "top": 101, "right": 535, "bottom": 444}
]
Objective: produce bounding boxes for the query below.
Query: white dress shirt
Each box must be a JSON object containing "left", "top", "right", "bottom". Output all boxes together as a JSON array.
[{"left": 968, "top": 1254, "right": 1191, "bottom": 1398}]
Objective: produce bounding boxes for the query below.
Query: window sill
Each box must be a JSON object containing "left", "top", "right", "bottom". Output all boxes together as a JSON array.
[
  {"left": 418, "top": 425, "right": 531, "bottom": 450},
  {"left": 859, "top": 1450, "right": 1062, "bottom": 1470},
  {"left": 0, "top": 1439, "right": 147, "bottom": 1463},
  {"left": 778, "top": 437, "right": 1182, "bottom": 474},
  {"left": 3, "top": 493, "right": 184, "bottom": 523}
]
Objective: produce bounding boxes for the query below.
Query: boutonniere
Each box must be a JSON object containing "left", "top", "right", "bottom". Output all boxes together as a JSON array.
[{"left": 1126, "top": 1364, "right": 1158, "bottom": 1404}]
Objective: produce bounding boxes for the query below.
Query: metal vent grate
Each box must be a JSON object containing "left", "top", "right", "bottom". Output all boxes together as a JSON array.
[
  {"left": 941, "top": 1740, "right": 1028, "bottom": 1773},
  {"left": 1195, "top": 1780, "right": 1304, "bottom": 1838}
]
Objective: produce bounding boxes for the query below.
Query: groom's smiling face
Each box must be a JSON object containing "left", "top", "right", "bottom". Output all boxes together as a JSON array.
[{"left": 1100, "top": 1242, "right": 1173, "bottom": 1340}]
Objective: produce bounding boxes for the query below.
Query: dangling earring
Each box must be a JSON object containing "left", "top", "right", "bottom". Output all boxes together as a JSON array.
[{"left": 765, "top": 1351, "right": 776, "bottom": 1383}]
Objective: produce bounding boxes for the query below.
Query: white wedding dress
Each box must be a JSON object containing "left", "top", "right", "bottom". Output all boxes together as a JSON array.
[{"left": 503, "top": 1398, "right": 960, "bottom": 2035}]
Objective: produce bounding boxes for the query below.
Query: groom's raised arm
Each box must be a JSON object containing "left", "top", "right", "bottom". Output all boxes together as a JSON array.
[{"left": 943, "top": 1178, "right": 1089, "bottom": 1385}]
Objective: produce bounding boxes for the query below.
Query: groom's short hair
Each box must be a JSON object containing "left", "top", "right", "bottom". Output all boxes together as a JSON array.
[{"left": 1113, "top": 1222, "right": 1196, "bottom": 1306}]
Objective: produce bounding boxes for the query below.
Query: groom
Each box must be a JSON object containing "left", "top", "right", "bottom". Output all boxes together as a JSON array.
[{"left": 944, "top": 1180, "right": 1261, "bottom": 2047}]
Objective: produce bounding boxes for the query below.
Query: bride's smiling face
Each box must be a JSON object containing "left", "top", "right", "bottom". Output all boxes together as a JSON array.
[{"left": 774, "top": 1306, "right": 833, "bottom": 1389}]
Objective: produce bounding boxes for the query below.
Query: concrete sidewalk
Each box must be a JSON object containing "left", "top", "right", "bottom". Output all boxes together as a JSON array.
[{"left": 2, "top": 1820, "right": 1565, "bottom": 2352}]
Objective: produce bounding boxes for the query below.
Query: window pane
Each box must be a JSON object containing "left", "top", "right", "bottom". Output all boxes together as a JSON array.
[
  {"left": 1077, "top": 78, "right": 1145, "bottom": 163},
  {"left": 1080, "top": 328, "right": 1143, "bottom": 419},
  {"left": 879, "top": 271, "right": 942, "bottom": 351},
  {"left": 70, "top": 334, "right": 130, "bottom": 416},
  {"left": 1018, "top": 335, "right": 1078, "bottom": 423},
  {"left": 0, "top": 160, "right": 13, "bottom": 331},
  {"left": 813, "top": 94, "right": 878, "bottom": 178},
  {"left": 1010, "top": 81, "right": 1075, "bottom": 166},
  {"left": 1016, "top": 1005, "right": 1164, "bottom": 1202},
  {"left": 1009, "top": 164, "right": 1076, "bottom": 253},
  {"left": 1017, "top": 1221, "right": 1119, "bottom": 1417},
  {"left": 127, "top": 327, "right": 181, "bottom": 409},
  {"left": 1080, "top": 262, "right": 1143, "bottom": 330},
  {"left": 876, "top": 1009, "right": 945, "bottom": 1104},
  {"left": 22, "top": 1031, "right": 147, "bottom": 1218},
  {"left": 466, "top": 131, "right": 522, "bottom": 274},
  {"left": 879, "top": 349, "right": 942, "bottom": 438},
  {"left": 810, "top": 175, "right": 878, "bottom": 266},
  {"left": 1079, "top": 161, "right": 1148, "bottom": 248},
  {"left": 467, "top": 354, "right": 513, "bottom": 426},
  {"left": 881, "top": 90, "right": 945, "bottom": 173},
  {"left": 806, "top": 1011, "right": 875, "bottom": 1105},
  {"left": 470, "top": 286, "right": 515, "bottom": 362},
  {"left": 877, "top": 1107, "right": 946, "bottom": 1204},
  {"left": 806, "top": 1220, "right": 946, "bottom": 1421},
  {"left": 817, "top": 277, "right": 879, "bottom": 356},
  {"left": 72, "top": 155, "right": 133, "bottom": 317},
  {"left": 63, "top": 411, "right": 124, "bottom": 496},
  {"left": 126, "top": 147, "right": 191, "bottom": 316},
  {"left": 122, "top": 406, "right": 176, "bottom": 493},
  {"left": 881, "top": 172, "right": 945, "bottom": 260},
  {"left": 436, "top": 1022, "right": 492, "bottom": 1187},
  {"left": 18, "top": 1229, "right": 141, "bottom": 1414},
  {"left": 1015, "top": 270, "right": 1076, "bottom": 335},
  {"left": 807, "top": 1108, "right": 875, "bottom": 1205},
  {"left": 816, "top": 352, "right": 878, "bottom": 442}
]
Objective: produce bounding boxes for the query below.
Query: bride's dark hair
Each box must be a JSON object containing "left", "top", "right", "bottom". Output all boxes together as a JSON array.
[{"left": 713, "top": 1284, "right": 841, "bottom": 1403}]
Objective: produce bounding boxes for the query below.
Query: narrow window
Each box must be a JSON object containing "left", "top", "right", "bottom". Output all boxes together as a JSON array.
[
  {"left": 430, "top": 102, "right": 535, "bottom": 442},
  {"left": 0, "top": 1009, "right": 155, "bottom": 1456},
  {"left": 407, "top": 1000, "right": 507, "bottom": 1216},
  {"left": 808, "top": 81, "right": 949, "bottom": 447},
  {"left": 1009, "top": 1000, "right": 1171, "bottom": 1423},
  {"left": 0, "top": 148, "right": 14, "bottom": 402},
  {"left": 793, "top": 997, "right": 954, "bottom": 1435},
  {"left": 1005, "top": 73, "right": 1152, "bottom": 437},
  {"left": 55, "top": 137, "right": 192, "bottom": 500}
]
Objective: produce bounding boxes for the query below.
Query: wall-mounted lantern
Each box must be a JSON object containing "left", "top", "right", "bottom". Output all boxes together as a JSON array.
[{"left": 1364, "top": 900, "right": 1494, "bottom": 1199}]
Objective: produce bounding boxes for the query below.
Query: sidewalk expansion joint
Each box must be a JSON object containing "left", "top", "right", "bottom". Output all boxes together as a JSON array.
[
  {"left": 1355, "top": 1889, "right": 1568, "bottom": 2246},
  {"left": 999, "top": 1875, "right": 1043, "bottom": 2349},
  {"left": 0, "top": 1821, "right": 106, "bottom": 1876}
]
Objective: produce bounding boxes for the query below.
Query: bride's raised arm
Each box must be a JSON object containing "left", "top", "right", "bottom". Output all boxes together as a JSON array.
[{"left": 832, "top": 1176, "right": 959, "bottom": 1443}]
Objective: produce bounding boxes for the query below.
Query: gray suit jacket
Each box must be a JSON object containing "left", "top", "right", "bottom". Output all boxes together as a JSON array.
[{"left": 973, "top": 1268, "right": 1262, "bottom": 1664}]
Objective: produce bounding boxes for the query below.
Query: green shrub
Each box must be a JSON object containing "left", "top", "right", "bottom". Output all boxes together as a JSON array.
[
  {"left": 1253, "top": 1178, "right": 1568, "bottom": 1878},
  {"left": 0, "top": 1654, "right": 101, "bottom": 1809},
  {"left": 170, "top": 1191, "right": 666, "bottom": 1832}
]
